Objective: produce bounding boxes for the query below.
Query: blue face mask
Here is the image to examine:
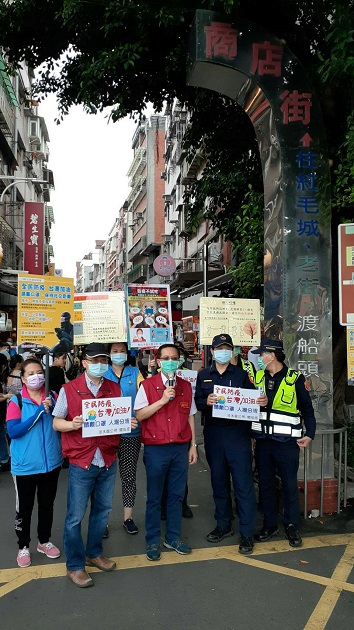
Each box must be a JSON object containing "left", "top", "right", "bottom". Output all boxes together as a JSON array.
[
  {"left": 160, "top": 359, "right": 179, "bottom": 375},
  {"left": 87, "top": 363, "right": 108, "bottom": 378},
  {"left": 257, "top": 355, "right": 271, "bottom": 371},
  {"left": 111, "top": 353, "right": 127, "bottom": 366},
  {"left": 214, "top": 349, "right": 233, "bottom": 364}
]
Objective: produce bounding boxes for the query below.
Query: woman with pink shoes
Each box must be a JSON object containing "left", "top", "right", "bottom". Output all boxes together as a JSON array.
[{"left": 6, "top": 359, "right": 62, "bottom": 567}]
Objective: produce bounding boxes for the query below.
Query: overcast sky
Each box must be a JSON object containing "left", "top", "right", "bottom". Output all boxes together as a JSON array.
[{"left": 38, "top": 95, "right": 137, "bottom": 281}]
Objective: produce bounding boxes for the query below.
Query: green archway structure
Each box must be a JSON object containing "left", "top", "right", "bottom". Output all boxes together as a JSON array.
[{"left": 187, "top": 11, "right": 333, "bottom": 457}]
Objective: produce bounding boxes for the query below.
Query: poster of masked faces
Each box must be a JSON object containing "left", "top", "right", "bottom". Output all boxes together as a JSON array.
[{"left": 127, "top": 284, "right": 174, "bottom": 349}]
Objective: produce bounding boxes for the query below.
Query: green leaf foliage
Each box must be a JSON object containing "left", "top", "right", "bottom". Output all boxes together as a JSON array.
[{"left": 1, "top": 0, "right": 354, "bottom": 305}]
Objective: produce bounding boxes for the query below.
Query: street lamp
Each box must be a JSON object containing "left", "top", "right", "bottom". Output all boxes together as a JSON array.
[{"left": 0, "top": 176, "right": 48, "bottom": 203}]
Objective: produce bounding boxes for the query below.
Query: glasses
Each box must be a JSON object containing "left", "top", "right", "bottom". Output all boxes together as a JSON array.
[
  {"left": 84, "top": 357, "right": 109, "bottom": 364},
  {"left": 159, "top": 356, "right": 179, "bottom": 361}
]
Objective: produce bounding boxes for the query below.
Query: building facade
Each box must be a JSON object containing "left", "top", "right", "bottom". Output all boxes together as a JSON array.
[
  {"left": 124, "top": 115, "right": 166, "bottom": 284},
  {"left": 0, "top": 58, "right": 55, "bottom": 333}
]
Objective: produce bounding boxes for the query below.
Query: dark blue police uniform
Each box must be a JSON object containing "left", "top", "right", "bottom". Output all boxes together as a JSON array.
[
  {"left": 195, "top": 363, "right": 256, "bottom": 538},
  {"left": 254, "top": 365, "right": 316, "bottom": 529}
]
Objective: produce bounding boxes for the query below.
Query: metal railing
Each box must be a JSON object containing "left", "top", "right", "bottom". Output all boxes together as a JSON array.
[{"left": 303, "top": 427, "right": 348, "bottom": 518}]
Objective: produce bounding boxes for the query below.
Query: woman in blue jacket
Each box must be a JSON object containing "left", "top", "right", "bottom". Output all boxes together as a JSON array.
[
  {"left": 6, "top": 358, "right": 62, "bottom": 568},
  {"left": 105, "top": 342, "right": 142, "bottom": 534}
]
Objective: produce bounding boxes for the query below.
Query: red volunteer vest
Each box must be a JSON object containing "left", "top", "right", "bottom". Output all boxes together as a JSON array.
[
  {"left": 140, "top": 373, "right": 192, "bottom": 446},
  {"left": 61, "top": 372, "right": 121, "bottom": 469}
]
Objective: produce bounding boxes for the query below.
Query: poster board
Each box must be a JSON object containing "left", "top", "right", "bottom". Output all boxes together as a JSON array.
[
  {"left": 127, "top": 284, "right": 173, "bottom": 348},
  {"left": 73, "top": 291, "right": 126, "bottom": 344},
  {"left": 199, "top": 297, "right": 260, "bottom": 346},
  {"left": 17, "top": 274, "right": 74, "bottom": 350}
]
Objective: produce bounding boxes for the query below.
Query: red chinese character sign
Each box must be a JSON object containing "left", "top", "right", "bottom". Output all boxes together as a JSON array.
[
  {"left": 24, "top": 202, "right": 44, "bottom": 275},
  {"left": 187, "top": 11, "right": 333, "bottom": 441}
]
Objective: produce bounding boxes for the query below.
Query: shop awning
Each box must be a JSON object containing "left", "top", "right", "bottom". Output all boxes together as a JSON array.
[
  {"left": 180, "top": 272, "right": 235, "bottom": 298},
  {"left": 0, "top": 278, "right": 17, "bottom": 296},
  {"left": 169, "top": 269, "right": 223, "bottom": 292}
]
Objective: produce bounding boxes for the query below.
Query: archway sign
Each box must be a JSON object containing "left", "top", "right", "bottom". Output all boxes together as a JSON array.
[{"left": 187, "top": 10, "right": 333, "bottom": 472}]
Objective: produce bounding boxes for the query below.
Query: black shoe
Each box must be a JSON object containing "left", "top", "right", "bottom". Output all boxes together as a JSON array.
[
  {"left": 254, "top": 526, "right": 279, "bottom": 542},
  {"left": 285, "top": 524, "right": 302, "bottom": 548},
  {"left": 123, "top": 519, "right": 139, "bottom": 534},
  {"left": 206, "top": 526, "right": 234, "bottom": 543},
  {"left": 103, "top": 525, "right": 109, "bottom": 539},
  {"left": 182, "top": 503, "right": 193, "bottom": 519},
  {"left": 238, "top": 536, "right": 254, "bottom": 555}
]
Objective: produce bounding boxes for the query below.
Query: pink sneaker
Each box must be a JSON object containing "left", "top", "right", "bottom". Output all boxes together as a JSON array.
[
  {"left": 17, "top": 547, "right": 31, "bottom": 568},
  {"left": 37, "top": 541, "right": 61, "bottom": 558}
]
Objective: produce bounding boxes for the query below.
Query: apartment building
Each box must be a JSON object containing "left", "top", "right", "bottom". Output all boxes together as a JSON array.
[
  {"left": 0, "top": 57, "right": 55, "bottom": 326},
  {"left": 124, "top": 115, "right": 166, "bottom": 284},
  {"left": 160, "top": 101, "right": 234, "bottom": 309}
]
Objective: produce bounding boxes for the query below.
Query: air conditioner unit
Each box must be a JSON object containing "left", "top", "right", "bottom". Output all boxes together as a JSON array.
[
  {"left": 162, "top": 194, "right": 172, "bottom": 203},
  {"left": 160, "top": 171, "right": 167, "bottom": 180}
]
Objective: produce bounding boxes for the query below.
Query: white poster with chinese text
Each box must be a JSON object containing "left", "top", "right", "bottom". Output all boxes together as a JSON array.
[
  {"left": 82, "top": 397, "right": 132, "bottom": 437},
  {"left": 199, "top": 297, "right": 260, "bottom": 346},
  {"left": 212, "top": 386, "right": 259, "bottom": 422},
  {"left": 176, "top": 369, "right": 198, "bottom": 395},
  {"left": 74, "top": 291, "right": 126, "bottom": 344}
]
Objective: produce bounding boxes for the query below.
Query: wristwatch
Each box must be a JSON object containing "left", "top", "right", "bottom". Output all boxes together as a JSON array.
[{"left": 190, "top": 443, "right": 198, "bottom": 447}]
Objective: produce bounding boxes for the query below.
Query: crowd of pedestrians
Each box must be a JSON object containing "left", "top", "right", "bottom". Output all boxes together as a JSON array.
[{"left": 0, "top": 333, "right": 316, "bottom": 588}]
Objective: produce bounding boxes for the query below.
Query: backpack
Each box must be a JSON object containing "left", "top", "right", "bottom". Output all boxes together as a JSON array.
[{"left": 15, "top": 392, "right": 55, "bottom": 410}]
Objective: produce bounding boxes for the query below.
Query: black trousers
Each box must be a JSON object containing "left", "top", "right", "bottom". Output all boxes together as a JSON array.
[
  {"left": 13, "top": 466, "right": 61, "bottom": 549},
  {"left": 255, "top": 439, "right": 300, "bottom": 528}
]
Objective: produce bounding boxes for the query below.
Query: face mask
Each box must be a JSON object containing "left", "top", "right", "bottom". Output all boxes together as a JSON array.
[
  {"left": 111, "top": 353, "right": 127, "bottom": 366},
  {"left": 178, "top": 357, "right": 185, "bottom": 367},
  {"left": 160, "top": 359, "right": 179, "bottom": 375},
  {"left": 257, "top": 355, "right": 271, "bottom": 370},
  {"left": 234, "top": 347, "right": 241, "bottom": 356},
  {"left": 214, "top": 349, "right": 233, "bottom": 364},
  {"left": 26, "top": 374, "right": 45, "bottom": 390},
  {"left": 87, "top": 363, "right": 108, "bottom": 378}
]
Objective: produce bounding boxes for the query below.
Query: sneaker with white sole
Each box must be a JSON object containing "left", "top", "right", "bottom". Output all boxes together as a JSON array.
[
  {"left": 17, "top": 547, "right": 31, "bottom": 568},
  {"left": 37, "top": 541, "right": 61, "bottom": 558}
]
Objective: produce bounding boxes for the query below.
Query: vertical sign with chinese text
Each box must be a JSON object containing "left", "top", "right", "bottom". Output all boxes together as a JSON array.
[
  {"left": 24, "top": 202, "right": 44, "bottom": 275},
  {"left": 347, "top": 327, "right": 354, "bottom": 387},
  {"left": 187, "top": 10, "right": 333, "bottom": 438}
]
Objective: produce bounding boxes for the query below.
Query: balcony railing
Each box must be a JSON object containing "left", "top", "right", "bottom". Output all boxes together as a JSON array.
[
  {"left": 128, "top": 235, "right": 147, "bottom": 262},
  {"left": 127, "top": 147, "right": 146, "bottom": 180},
  {"left": 127, "top": 264, "right": 147, "bottom": 283}
]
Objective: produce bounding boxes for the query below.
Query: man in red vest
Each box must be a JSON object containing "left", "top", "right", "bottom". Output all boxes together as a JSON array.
[
  {"left": 135, "top": 343, "right": 198, "bottom": 561},
  {"left": 53, "top": 342, "right": 121, "bottom": 588}
]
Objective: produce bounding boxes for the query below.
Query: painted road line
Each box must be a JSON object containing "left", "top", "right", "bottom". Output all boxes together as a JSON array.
[{"left": 303, "top": 540, "right": 354, "bottom": 630}]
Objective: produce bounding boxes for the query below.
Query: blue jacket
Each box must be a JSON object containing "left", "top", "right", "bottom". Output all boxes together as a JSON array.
[
  {"left": 8, "top": 387, "right": 63, "bottom": 475},
  {"left": 104, "top": 364, "right": 141, "bottom": 437}
]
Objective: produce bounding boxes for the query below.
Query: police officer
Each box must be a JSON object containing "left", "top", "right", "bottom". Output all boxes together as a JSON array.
[
  {"left": 231, "top": 346, "right": 257, "bottom": 383},
  {"left": 195, "top": 333, "right": 267, "bottom": 555},
  {"left": 251, "top": 338, "right": 316, "bottom": 548}
]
